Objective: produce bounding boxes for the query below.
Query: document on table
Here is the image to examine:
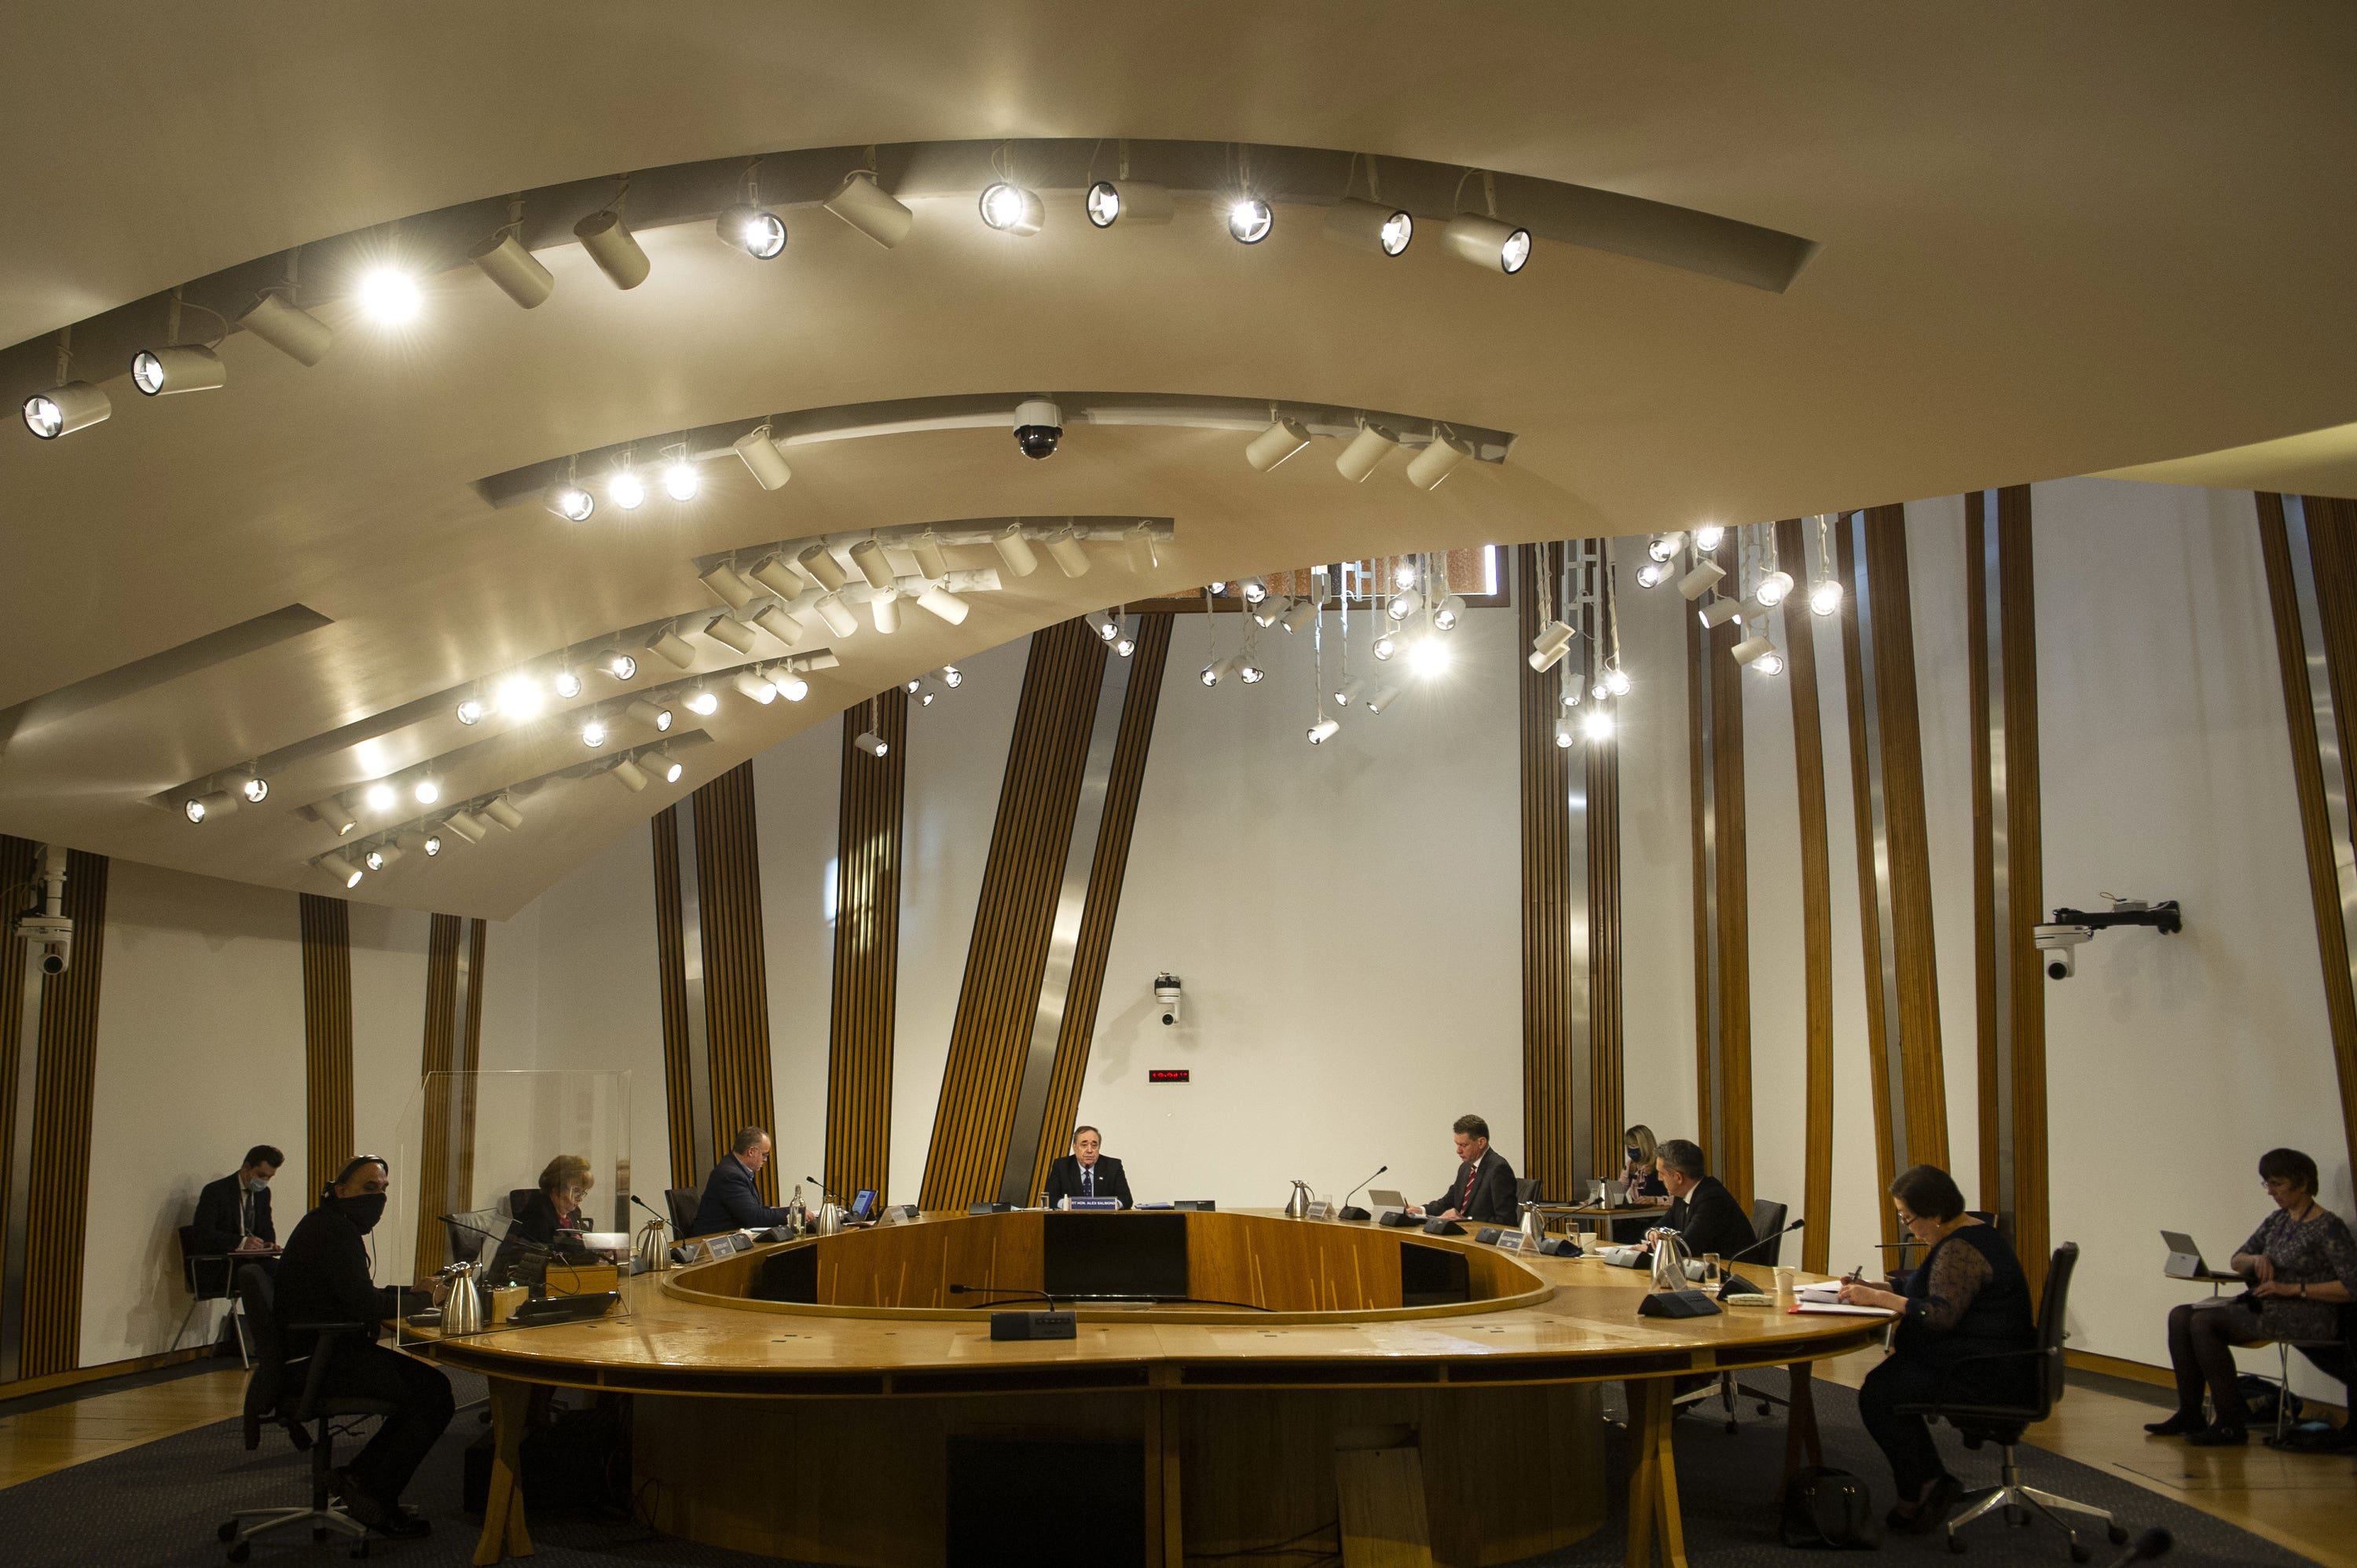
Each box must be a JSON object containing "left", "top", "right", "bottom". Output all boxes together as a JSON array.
[{"left": 1789, "top": 1300, "right": 1896, "bottom": 1317}]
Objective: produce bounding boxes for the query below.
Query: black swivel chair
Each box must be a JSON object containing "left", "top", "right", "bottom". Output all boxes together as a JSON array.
[
  {"left": 1897, "top": 1242, "right": 2132, "bottom": 1560},
  {"left": 1513, "top": 1178, "right": 1541, "bottom": 1205},
  {"left": 217, "top": 1266, "right": 394, "bottom": 1562},
  {"left": 665, "top": 1186, "right": 701, "bottom": 1238},
  {"left": 173, "top": 1224, "right": 251, "bottom": 1368},
  {"left": 1675, "top": 1198, "right": 1792, "bottom": 1432}
]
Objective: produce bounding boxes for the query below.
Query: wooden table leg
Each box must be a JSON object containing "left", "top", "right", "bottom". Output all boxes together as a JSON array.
[
  {"left": 1624, "top": 1379, "right": 1688, "bottom": 1568},
  {"left": 1782, "top": 1361, "right": 1824, "bottom": 1486},
  {"left": 473, "top": 1376, "right": 537, "bottom": 1565}
]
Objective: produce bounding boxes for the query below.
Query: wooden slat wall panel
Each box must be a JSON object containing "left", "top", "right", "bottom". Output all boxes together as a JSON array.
[
  {"left": 456, "top": 917, "right": 487, "bottom": 1210},
  {"left": 1836, "top": 518, "right": 1898, "bottom": 1230},
  {"left": 1587, "top": 713, "right": 1626, "bottom": 1181},
  {"left": 1966, "top": 493, "right": 2000, "bottom": 1220},
  {"left": 921, "top": 621, "right": 1106, "bottom": 1211},
  {"left": 692, "top": 761, "right": 779, "bottom": 1203},
  {"left": 1996, "top": 486, "right": 2051, "bottom": 1288},
  {"left": 1687, "top": 540, "right": 1754, "bottom": 1205},
  {"left": 1026, "top": 613, "right": 1176, "bottom": 1202},
  {"left": 1688, "top": 602, "right": 1712, "bottom": 1160},
  {"left": 1519, "top": 544, "right": 1577, "bottom": 1203},
  {"left": 20, "top": 850, "right": 108, "bottom": 1379},
  {"left": 827, "top": 687, "right": 909, "bottom": 1203},
  {"left": 1774, "top": 518, "right": 1836, "bottom": 1275},
  {"left": 412, "top": 912, "right": 460, "bottom": 1280},
  {"left": 298, "top": 894, "right": 354, "bottom": 1207},
  {"left": 651, "top": 808, "right": 698, "bottom": 1189},
  {"left": 0, "top": 836, "right": 35, "bottom": 1299}
]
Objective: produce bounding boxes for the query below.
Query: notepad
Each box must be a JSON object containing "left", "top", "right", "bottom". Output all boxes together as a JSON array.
[{"left": 1790, "top": 1300, "right": 1895, "bottom": 1317}]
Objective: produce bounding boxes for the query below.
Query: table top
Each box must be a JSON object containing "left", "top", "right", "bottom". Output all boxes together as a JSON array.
[{"left": 407, "top": 1209, "right": 1882, "bottom": 1398}]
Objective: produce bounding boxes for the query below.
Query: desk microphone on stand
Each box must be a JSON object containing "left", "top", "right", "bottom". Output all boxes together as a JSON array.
[
  {"left": 1710, "top": 1218, "right": 1805, "bottom": 1300},
  {"left": 1337, "top": 1166, "right": 1387, "bottom": 1222}
]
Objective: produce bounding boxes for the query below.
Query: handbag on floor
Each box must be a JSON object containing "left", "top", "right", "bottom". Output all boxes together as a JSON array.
[
  {"left": 2236, "top": 1372, "right": 2300, "bottom": 1427},
  {"left": 1780, "top": 1465, "right": 1882, "bottom": 1549}
]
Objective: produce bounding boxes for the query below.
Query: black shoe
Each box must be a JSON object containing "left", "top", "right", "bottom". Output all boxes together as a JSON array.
[
  {"left": 1895, "top": 1474, "right": 1961, "bottom": 1535},
  {"left": 328, "top": 1467, "right": 390, "bottom": 1530},
  {"left": 375, "top": 1508, "right": 432, "bottom": 1541},
  {"left": 2186, "top": 1423, "right": 2249, "bottom": 1447},
  {"left": 2144, "top": 1409, "right": 2205, "bottom": 1437}
]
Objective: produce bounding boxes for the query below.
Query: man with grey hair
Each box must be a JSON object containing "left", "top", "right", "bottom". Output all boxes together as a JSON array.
[
  {"left": 1644, "top": 1138, "right": 1756, "bottom": 1262},
  {"left": 694, "top": 1127, "right": 797, "bottom": 1234}
]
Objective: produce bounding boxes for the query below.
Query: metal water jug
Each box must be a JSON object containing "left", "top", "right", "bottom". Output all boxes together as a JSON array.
[
  {"left": 815, "top": 1202, "right": 845, "bottom": 1236},
  {"left": 1519, "top": 1202, "right": 1548, "bottom": 1250},
  {"left": 1284, "top": 1180, "right": 1314, "bottom": 1218},
  {"left": 1649, "top": 1228, "right": 1693, "bottom": 1293},
  {"left": 633, "top": 1214, "right": 671, "bottom": 1273},
  {"left": 440, "top": 1261, "right": 485, "bottom": 1335}
]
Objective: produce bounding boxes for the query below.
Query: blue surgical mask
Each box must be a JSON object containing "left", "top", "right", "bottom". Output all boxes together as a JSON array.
[{"left": 245, "top": 1176, "right": 269, "bottom": 1194}]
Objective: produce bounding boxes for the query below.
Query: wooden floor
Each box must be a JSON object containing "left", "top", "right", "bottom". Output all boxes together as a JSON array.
[{"left": 1, "top": 1354, "right": 2349, "bottom": 1566}]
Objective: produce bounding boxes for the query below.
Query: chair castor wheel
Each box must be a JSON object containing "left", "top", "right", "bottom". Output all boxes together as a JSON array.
[
  {"left": 216, "top": 1522, "right": 237, "bottom": 1543},
  {"left": 2107, "top": 1524, "right": 2128, "bottom": 1544},
  {"left": 227, "top": 1543, "right": 251, "bottom": 1565}
]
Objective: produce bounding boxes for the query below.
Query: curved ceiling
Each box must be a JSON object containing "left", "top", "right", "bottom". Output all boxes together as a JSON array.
[{"left": 3, "top": 2, "right": 2355, "bottom": 917}]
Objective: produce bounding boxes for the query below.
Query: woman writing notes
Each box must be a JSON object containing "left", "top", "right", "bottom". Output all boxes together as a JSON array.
[
  {"left": 2150, "top": 1147, "right": 2355, "bottom": 1445},
  {"left": 1840, "top": 1164, "right": 2036, "bottom": 1533}
]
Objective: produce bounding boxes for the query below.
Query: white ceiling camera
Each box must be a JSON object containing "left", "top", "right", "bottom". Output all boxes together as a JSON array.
[
  {"left": 2031, "top": 923, "right": 2091, "bottom": 980},
  {"left": 2035, "top": 896, "right": 2181, "bottom": 980},
  {"left": 1014, "top": 397, "right": 1062, "bottom": 460},
  {"left": 1153, "top": 973, "right": 1182, "bottom": 1027}
]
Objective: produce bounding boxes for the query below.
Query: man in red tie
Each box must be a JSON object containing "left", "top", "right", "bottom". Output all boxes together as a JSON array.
[{"left": 1408, "top": 1115, "right": 1519, "bottom": 1224}]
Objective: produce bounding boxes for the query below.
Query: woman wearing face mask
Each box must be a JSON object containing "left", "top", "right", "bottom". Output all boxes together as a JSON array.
[
  {"left": 1620, "top": 1125, "right": 1668, "bottom": 1202},
  {"left": 273, "top": 1156, "right": 454, "bottom": 1539}
]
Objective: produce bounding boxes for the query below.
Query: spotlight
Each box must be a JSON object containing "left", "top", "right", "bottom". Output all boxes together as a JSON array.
[
  {"left": 769, "top": 668, "right": 809, "bottom": 702},
  {"left": 911, "top": 531, "right": 949, "bottom": 578},
  {"left": 1731, "top": 636, "right": 1785, "bottom": 676},
  {"left": 1406, "top": 434, "right": 1473, "bottom": 490},
  {"left": 1238, "top": 661, "right": 1266, "bottom": 684},
  {"left": 581, "top": 716, "right": 609, "bottom": 747},
  {"left": 849, "top": 537, "right": 896, "bottom": 591},
  {"left": 1282, "top": 599, "right": 1320, "bottom": 634},
  {"left": 318, "top": 853, "right": 364, "bottom": 889},
  {"left": 542, "top": 483, "right": 595, "bottom": 522},
  {"left": 704, "top": 615, "right": 759, "bottom": 655},
  {"left": 603, "top": 650, "right": 639, "bottom": 681},
  {"left": 1307, "top": 717, "right": 1340, "bottom": 745},
  {"left": 1336, "top": 678, "right": 1367, "bottom": 709},
  {"left": 240, "top": 775, "right": 269, "bottom": 804},
  {"left": 1677, "top": 560, "right": 1725, "bottom": 599},
  {"left": 130, "top": 346, "right": 225, "bottom": 396},
  {"left": 1244, "top": 418, "right": 1310, "bottom": 472},
  {"left": 1592, "top": 676, "right": 1611, "bottom": 702},
  {"left": 494, "top": 673, "right": 545, "bottom": 717},
  {"left": 939, "top": 665, "right": 964, "bottom": 689},
  {"left": 483, "top": 797, "right": 526, "bottom": 830},
  {"left": 1754, "top": 570, "right": 1794, "bottom": 608},
  {"left": 609, "top": 467, "right": 646, "bottom": 511},
  {"left": 1699, "top": 598, "right": 1744, "bottom": 628},
  {"left": 978, "top": 181, "right": 1045, "bottom": 236},
  {"left": 735, "top": 672, "right": 778, "bottom": 705},
  {"left": 22, "top": 383, "right": 109, "bottom": 439},
  {"left": 1241, "top": 578, "right": 1270, "bottom": 604},
  {"left": 871, "top": 592, "right": 901, "bottom": 634},
  {"left": 1431, "top": 595, "right": 1465, "bottom": 632},
  {"left": 1113, "top": 630, "right": 1136, "bottom": 658},
  {"left": 1251, "top": 597, "right": 1284, "bottom": 629},
  {"left": 1086, "top": 610, "right": 1120, "bottom": 642},
  {"left": 648, "top": 628, "right": 698, "bottom": 669},
  {"left": 1442, "top": 213, "right": 1531, "bottom": 274},
  {"left": 823, "top": 170, "right": 915, "bottom": 248},
  {"left": 1373, "top": 631, "right": 1400, "bottom": 662},
  {"left": 855, "top": 731, "right": 889, "bottom": 757},
  {"left": 1694, "top": 525, "right": 1726, "bottom": 551},
  {"left": 1809, "top": 579, "right": 1845, "bottom": 617},
  {"left": 662, "top": 755, "right": 685, "bottom": 784},
  {"left": 422, "top": 833, "right": 443, "bottom": 857},
  {"left": 915, "top": 585, "right": 970, "bottom": 625},
  {"left": 1555, "top": 718, "right": 1575, "bottom": 749},
  {"left": 236, "top": 294, "right": 332, "bottom": 365},
  {"left": 1561, "top": 684, "right": 1582, "bottom": 708},
  {"left": 610, "top": 757, "right": 651, "bottom": 793},
  {"left": 1227, "top": 196, "right": 1274, "bottom": 244},
  {"left": 328, "top": 796, "right": 361, "bottom": 836},
  {"left": 1336, "top": 424, "right": 1399, "bottom": 482},
  {"left": 1634, "top": 560, "right": 1674, "bottom": 589},
  {"left": 814, "top": 594, "right": 860, "bottom": 637},
  {"left": 719, "top": 203, "right": 787, "bottom": 258},
  {"left": 1199, "top": 661, "right": 1222, "bottom": 687},
  {"left": 414, "top": 778, "right": 440, "bottom": 804},
  {"left": 444, "top": 811, "right": 488, "bottom": 843},
  {"left": 699, "top": 562, "right": 760, "bottom": 611},
  {"left": 364, "top": 844, "right": 401, "bottom": 872},
  {"left": 992, "top": 525, "right": 1039, "bottom": 578},
  {"left": 1084, "top": 179, "right": 1173, "bottom": 227},
  {"left": 749, "top": 555, "right": 803, "bottom": 599},
  {"left": 185, "top": 790, "right": 233, "bottom": 822},
  {"left": 1527, "top": 620, "right": 1574, "bottom": 673},
  {"left": 1605, "top": 668, "right": 1632, "bottom": 698},
  {"left": 1647, "top": 533, "right": 1685, "bottom": 562},
  {"left": 662, "top": 459, "right": 700, "bottom": 503},
  {"left": 1044, "top": 529, "right": 1091, "bottom": 577},
  {"left": 1387, "top": 589, "right": 1422, "bottom": 623},
  {"left": 684, "top": 687, "right": 720, "bottom": 716},
  {"left": 357, "top": 267, "right": 422, "bottom": 324},
  {"left": 468, "top": 232, "right": 554, "bottom": 308},
  {"left": 552, "top": 668, "right": 584, "bottom": 699},
  {"left": 1584, "top": 709, "right": 1616, "bottom": 741},
  {"left": 574, "top": 210, "right": 651, "bottom": 289},
  {"left": 733, "top": 427, "right": 793, "bottom": 489},
  {"left": 797, "top": 544, "right": 850, "bottom": 592},
  {"left": 1365, "top": 686, "right": 1403, "bottom": 716},
  {"left": 1395, "top": 562, "right": 1418, "bottom": 590},
  {"left": 752, "top": 603, "right": 805, "bottom": 646},
  {"left": 1408, "top": 639, "right": 1450, "bottom": 678},
  {"left": 364, "top": 782, "right": 398, "bottom": 812},
  {"left": 1323, "top": 198, "right": 1413, "bottom": 257}
]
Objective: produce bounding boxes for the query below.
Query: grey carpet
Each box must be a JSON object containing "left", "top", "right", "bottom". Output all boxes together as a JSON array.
[{"left": 0, "top": 1368, "right": 2317, "bottom": 1565}]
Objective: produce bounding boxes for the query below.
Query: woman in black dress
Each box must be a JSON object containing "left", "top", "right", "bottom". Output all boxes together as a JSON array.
[
  {"left": 1840, "top": 1164, "right": 2037, "bottom": 1533},
  {"left": 2150, "top": 1147, "right": 2355, "bottom": 1445}
]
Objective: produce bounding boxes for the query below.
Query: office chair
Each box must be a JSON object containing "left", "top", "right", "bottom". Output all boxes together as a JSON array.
[
  {"left": 442, "top": 1204, "right": 502, "bottom": 1267},
  {"left": 1897, "top": 1242, "right": 2131, "bottom": 1561},
  {"left": 1673, "top": 1198, "right": 1792, "bottom": 1433},
  {"left": 1514, "top": 1178, "right": 1541, "bottom": 1205},
  {"left": 665, "top": 1186, "right": 701, "bottom": 1237},
  {"left": 217, "top": 1266, "right": 395, "bottom": 1563},
  {"left": 173, "top": 1224, "right": 251, "bottom": 1368}
]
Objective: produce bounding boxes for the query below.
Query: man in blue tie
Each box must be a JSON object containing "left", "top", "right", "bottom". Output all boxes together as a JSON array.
[{"left": 1041, "top": 1127, "right": 1134, "bottom": 1209}]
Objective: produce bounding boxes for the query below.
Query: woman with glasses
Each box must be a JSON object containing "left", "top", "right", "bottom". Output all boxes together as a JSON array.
[
  {"left": 1838, "top": 1164, "right": 2036, "bottom": 1534},
  {"left": 2149, "top": 1147, "right": 2356, "bottom": 1446}
]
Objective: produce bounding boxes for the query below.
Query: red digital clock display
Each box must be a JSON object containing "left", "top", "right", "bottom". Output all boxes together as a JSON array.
[{"left": 1148, "top": 1069, "right": 1190, "bottom": 1084}]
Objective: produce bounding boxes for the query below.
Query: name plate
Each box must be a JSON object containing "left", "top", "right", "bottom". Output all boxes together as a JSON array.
[
  {"left": 1065, "top": 1197, "right": 1121, "bottom": 1211},
  {"left": 1305, "top": 1200, "right": 1332, "bottom": 1220},
  {"left": 1492, "top": 1232, "right": 1524, "bottom": 1251}
]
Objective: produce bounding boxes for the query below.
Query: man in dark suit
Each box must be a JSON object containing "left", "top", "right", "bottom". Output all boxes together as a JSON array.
[
  {"left": 695, "top": 1127, "right": 799, "bottom": 1234},
  {"left": 1645, "top": 1139, "right": 1756, "bottom": 1262},
  {"left": 1041, "top": 1127, "right": 1133, "bottom": 1208},
  {"left": 1409, "top": 1114, "right": 1519, "bottom": 1225},
  {"left": 191, "top": 1144, "right": 282, "bottom": 1300}
]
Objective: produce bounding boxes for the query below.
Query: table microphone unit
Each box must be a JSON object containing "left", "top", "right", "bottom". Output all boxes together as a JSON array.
[
  {"left": 1337, "top": 1165, "right": 1387, "bottom": 1222},
  {"left": 1708, "top": 1218, "right": 1805, "bottom": 1300}
]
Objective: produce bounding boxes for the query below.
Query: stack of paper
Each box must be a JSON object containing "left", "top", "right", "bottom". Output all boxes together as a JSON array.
[{"left": 1791, "top": 1280, "right": 1894, "bottom": 1317}]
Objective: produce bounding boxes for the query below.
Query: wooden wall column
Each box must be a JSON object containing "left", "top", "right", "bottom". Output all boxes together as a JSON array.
[
  {"left": 1837, "top": 505, "right": 1949, "bottom": 1241},
  {"left": 2256, "top": 493, "right": 2357, "bottom": 1184},
  {"left": 413, "top": 912, "right": 484, "bottom": 1277},
  {"left": 826, "top": 688, "right": 909, "bottom": 1202},
  {"left": 298, "top": 894, "right": 355, "bottom": 1205},
  {"left": 1967, "top": 487, "right": 2051, "bottom": 1288},
  {"left": 1687, "top": 537, "right": 1754, "bottom": 1207},
  {"left": 1774, "top": 518, "right": 1838, "bottom": 1275},
  {"left": 692, "top": 761, "right": 780, "bottom": 1201}
]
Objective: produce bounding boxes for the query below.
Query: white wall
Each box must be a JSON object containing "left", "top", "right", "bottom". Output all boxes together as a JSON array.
[{"left": 750, "top": 712, "right": 839, "bottom": 1200}]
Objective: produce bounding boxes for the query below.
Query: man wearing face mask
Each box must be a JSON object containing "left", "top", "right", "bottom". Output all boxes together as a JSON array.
[
  {"left": 192, "top": 1145, "right": 282, "bottom": 1302},
  {"left": 274, "top": 1156, "right": 453, "bottom": 1540}
]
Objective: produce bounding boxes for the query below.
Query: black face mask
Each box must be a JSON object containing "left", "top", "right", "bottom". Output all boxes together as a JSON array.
[
  {"left": 1626, "top": 1149, "right": 1641, "bottom": 1166},
  {"left": 339, "top": 1192, "right": 388, "bottom": 1233}
]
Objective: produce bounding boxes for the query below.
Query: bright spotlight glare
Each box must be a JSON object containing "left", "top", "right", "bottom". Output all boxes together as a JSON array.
[
  {"left": 1810, "top": 579, "right": 1845, "bottom": 617},
  {"left": 581, "top": 718, "right": 608, "bottom": 747},
  {"left": 1694, "top": 525, "right": 1726, "bottom": 551},
  {"left": 1584, "top": 709, "right": 1616, "bottom": 741},
  {"left": 1754, "top": 570, "right": 1794, "bottom": 608},
  {"left": 357, "top": 267, "right": 421, "bottom": 324},
  {"left": 662, "top": 460, "right": 699, "bottom": 502},
  {"left": 1409, "top": 639, "right": 1450, "bottom": 678},
  {"left": 684, "top": 689, "right": 719, "bottom": 716},
  {"left": 1605, "top": 668, "right": 1632, "bottom": 698},
  {"left": 552, "top": 669, "right": 583, "bottom": 699},
  {"left": 664, "top": 760, "right": 684, "bottom": 784},
  {"left": 494, "top": 675, "right": 544, "bottom": 718},
  {"left": 978, "top": 182, "right": 1043, "bottom": 235},
  {"left": 364, "top": 782, "right": 397, "bottom": 811},
  {"left": 1636, "top": 562, "right": 1673, "bottom": 588},
  {"left": 1238, "top": 662, "right": 1266, "bottom": 684},
  {"left": 610, "top": 469, "right": 646, "bottom": 510},
  {"left": 456, "top": 696, "right": 485, "bottom": 726},
  {"left": 1372, "top": 632, "right": 1398, "bottom": 661},
  {"left": 1227, "top": 197, "right": 1274, "bottom": 244},
  {"left": 414, "top": 779, "right": 439, "bottom": 804},
  {"left": 606, "top": 652, "right": 639, "bottom": 680},
  {"left": 423, "top": 835, "right": 443, "bottom": 857}
]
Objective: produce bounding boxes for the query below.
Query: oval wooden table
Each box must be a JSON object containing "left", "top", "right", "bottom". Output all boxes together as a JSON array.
[{"left": 412, "top": 1210, "right": 1883, "bottom": 1568}]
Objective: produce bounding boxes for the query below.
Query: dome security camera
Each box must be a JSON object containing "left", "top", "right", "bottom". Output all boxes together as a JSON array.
[
  {"left": 1014, "top": 398, "right": 1063, "bottom": 460},
  {"left": 1153, "top": 973, "right": 1182, "bottom": 1027}
]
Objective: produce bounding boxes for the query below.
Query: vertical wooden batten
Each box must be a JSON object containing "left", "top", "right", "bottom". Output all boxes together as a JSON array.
[
  {"left": 1687, "top": 537, "right": 1754, "bottom": 1207},
  {"left": 827, "top": 688, "right": 910, "bottom": 1203},
  {"left": 297, "top": 893, "right": 355, "bottom": 1204},
  {"left": 413, "top": 913, "right": 461, "bottom": 1278},
  {"left": 1519, "top": 544, "right": 1579, "bottom": 1203},
  {"left": 1775, "top": 518, "right": 1837, "bottom": 1275},
  {"left": 692, "top": 761, "right": 780, "bottom": 1202}
]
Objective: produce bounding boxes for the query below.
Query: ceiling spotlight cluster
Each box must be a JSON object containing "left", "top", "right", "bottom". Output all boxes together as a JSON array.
[
  {"left": 1527, "top": 539, "right": 1626, "bottom": 749},
  {"left": 1241, "top": 407, "right": 1477, "bottom": 492},
  {"left": 1637, "top": 515, "right": 1843, "bottom": 680}
]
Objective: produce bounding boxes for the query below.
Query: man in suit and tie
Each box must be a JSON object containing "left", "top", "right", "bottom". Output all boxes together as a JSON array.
[
  {"left": 1408, "top": 1115, "right": 1519, "bottom": 1225},
  {"left": 1041, "top": 1127, "right": 1133, "bottom": 1208},
  {"left": 191, "top": 1144, "right": 283, "bottom": 1299},
  {"left": 1644, "top": 1138, "right": 1756, "bottom": 1262},
  {"left": 695, "top": 1127, "right": 800, "bottom": 1234}
]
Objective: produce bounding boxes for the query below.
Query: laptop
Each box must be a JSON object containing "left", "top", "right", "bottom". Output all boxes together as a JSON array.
[
  {"left": 2161, "top": 1229, "right": 2240, "bottom": 1281},
  {"left": 1367, "top": 1188, "right": 1407, "bottom": 1213}
]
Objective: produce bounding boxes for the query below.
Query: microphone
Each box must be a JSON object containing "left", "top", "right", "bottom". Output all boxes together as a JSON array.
[
  {"left": 1338, "top": 1165, "right": 1388, "bottom": 1222},
  {"left": 630, "top": 1193, "right": 670, "bottom": 1224},
  {"left": 1706, "top": 1218, "right": 1805, "bottom": 1299},
  {"left": 438, "top": 1212, "right": 558, "bottom": 1262},
  {"left": 2102, "top": 1528, "right": 2171, "bottom": 1566}
]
